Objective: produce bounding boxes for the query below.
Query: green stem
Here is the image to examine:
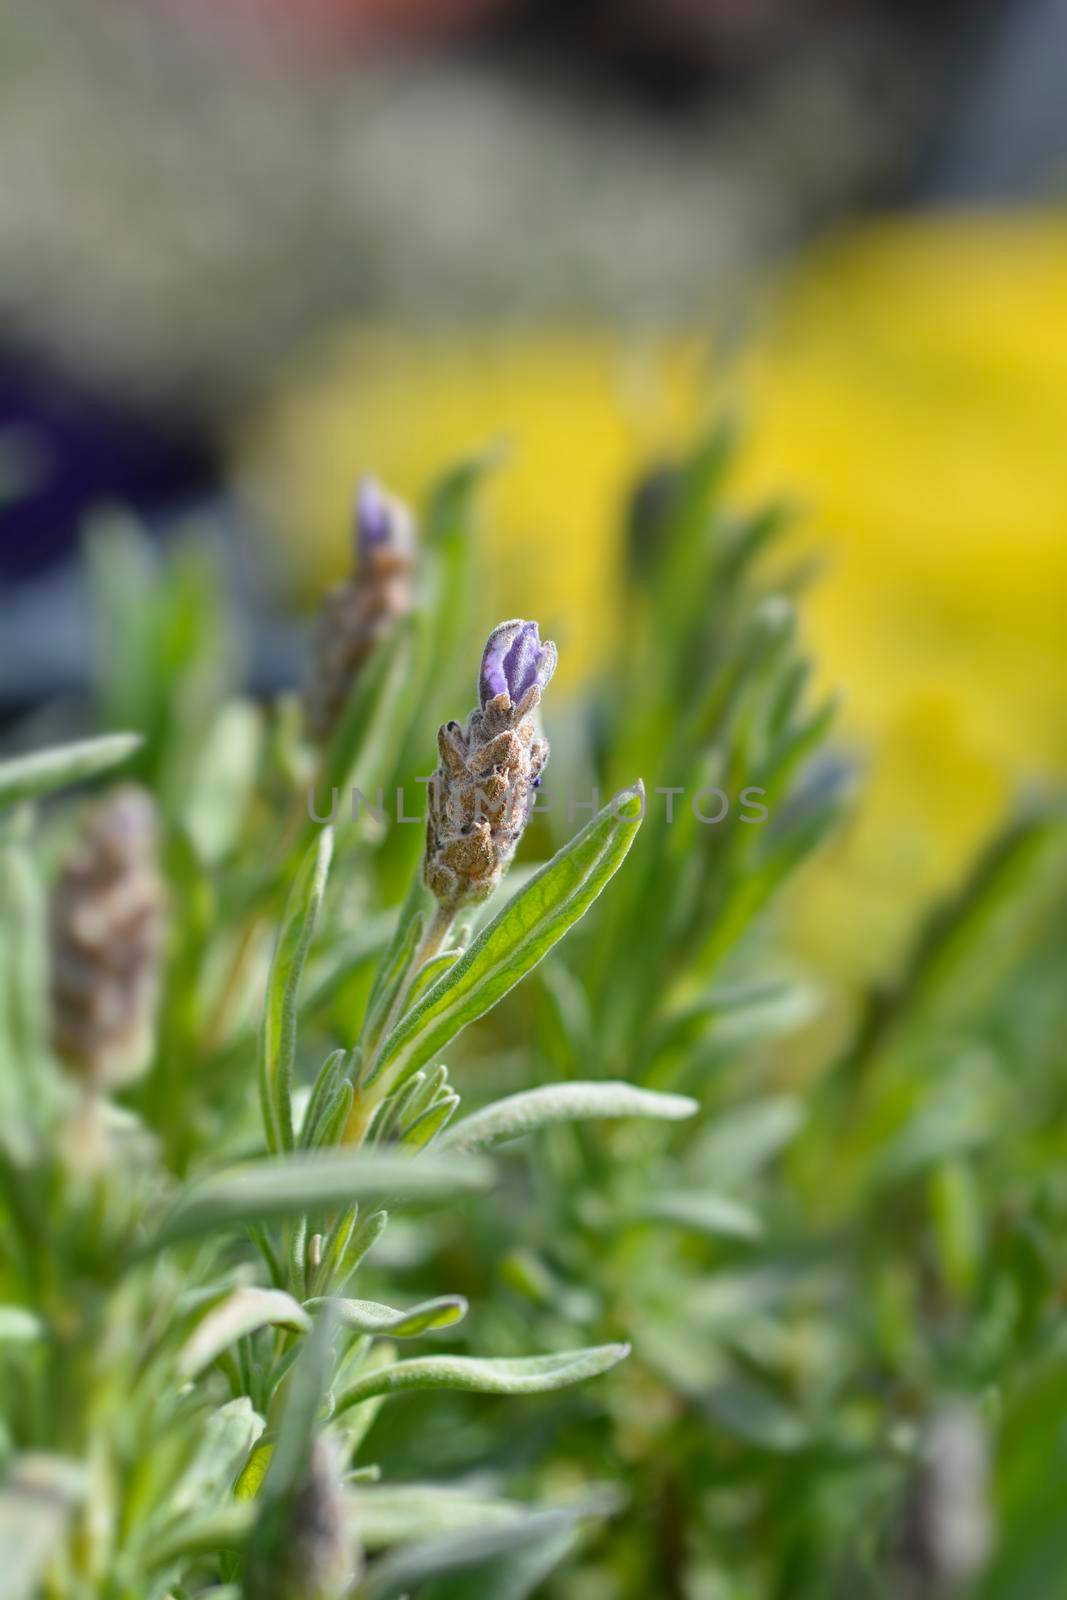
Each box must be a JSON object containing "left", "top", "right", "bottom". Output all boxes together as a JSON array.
[{"left": 343, "top": 903, "right": 454, "bottom": 1145}]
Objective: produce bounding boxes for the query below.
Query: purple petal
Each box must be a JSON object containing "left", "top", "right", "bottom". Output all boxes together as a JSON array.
[
  {"left": 355, "top": 476, "right": 393, "bottom": 552},
  {"left": 479, "top": 619, "right": 557, "bottom": 708}
]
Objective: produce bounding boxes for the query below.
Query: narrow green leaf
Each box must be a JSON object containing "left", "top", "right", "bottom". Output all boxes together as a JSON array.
[
  {"left": 336, "top": 1342, "right": 628, "bottom": 1414},
  {"left": 444, "top": 1082, "right": 697, "bottom": 1154},
  {"left": 178, "top": 1288, "right": 312, "bottom": 1378},
  {"left": 637, "top": 1190, "right": 763, "bottom": 1242},
  {"left": 0, "top": 1306, "right": 42, "bottom": 1344},
  {"left": 361, "top": 875, "right": 431, "bottom": 1052},
  {"left": 358, "top": 1511, "right": 579, "bottom": 1600},
  {"left": 0, "top": 733, "right": 141, "bottom": 811},
  {"left": 0, "top": 1455, "right": 85, "bottom": 1600},
  {"left": 349, "top": 1484, "right": 525, "bottom": 1548},
  {"left": 167, "top": 1398, "right": 265, "bottom": 1517},
  {"left": 260, "top": 828, "right": 334, "bottom": 1154},
  {"left": 313, "top": 623, "right": 416, "bottom": 818},
  {"left": 147, "top": 1152, "right": 491, "bottom": 1251},
  {"left": 143, "top": 1503, "right": 254, "bottom": 1571},
  {"left": 688, "top": 1096, "right": 806, "bottom": 1183},
  {"left": 304, "top": 1295, "right": 468, "bottom": 1338},
  {"left": 371, "top": 784, "right": 645, "bottom": 1089}
]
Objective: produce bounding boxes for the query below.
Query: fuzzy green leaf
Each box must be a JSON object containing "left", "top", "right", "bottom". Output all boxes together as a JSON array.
[
  {"left": 260, "top": 828, "right": 334, "bottom": 1154},
  {"left": 305, "top": 1294, "right": 468, "bottom": 1337},
  {"left": 0, "top": 1456, "right": 85, "bottom": 1600},
  {"left": 444, "top": 1082, "right": 697, "bottom": 1154},
  {"left": 349, "top": 1484, "right": 526, "bottom": 1548},
  {"left": 147, "top": 1151, "right": 492, "bottom": 1251},
  {"left": 178, "top": 1288, "right": 312, "bottom": 1378},
  {"left": 358, "top": 1511, "right": 579, "bottom": 1600},
  {"left": 0, "top": 733, "right": 141, "bottom": 811},
  {"left": 370, "top": 784, "right": 645, "bottom": 1089},
  {"left": 0, "top": 1306, "right": 43, "bottom": 1344},
  {"left": 336, "top": 1342, "right": 628, "bottom": 1414},
  {"left": 637, "top": 1190, "right": 763, "bottom": 1242}
]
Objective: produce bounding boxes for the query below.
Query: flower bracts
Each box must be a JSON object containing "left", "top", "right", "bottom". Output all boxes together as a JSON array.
[
  {"left": 424, "top": 619, "right": 557, "bottom": 910},
  {"left": 49, "top": 784, "right": 164, "bottom": 1090},
  {"left": 303, "top": 477, "right": 416, "bottom": 744}
]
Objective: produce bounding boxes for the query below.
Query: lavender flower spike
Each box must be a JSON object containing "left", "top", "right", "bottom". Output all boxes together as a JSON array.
[
  {"left": 425, "top": 619, "right": 556, "bottom": 909},
  {"left": 479, "top": 619, "right": 558, "bottom": 711},
  {"left": 303, "top": 475, "right": 417, "bottom": 744}
]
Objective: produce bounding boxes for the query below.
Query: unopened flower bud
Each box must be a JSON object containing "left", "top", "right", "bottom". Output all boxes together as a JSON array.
[
  {"left": 424, "top": 619, "right": 557, "bottom": 910},
  {"left": 303, "top": 476, "right": 416, "bottom": 744},
  {"left": 50, "top": 785, "right": 164, "bottom": 1092}
]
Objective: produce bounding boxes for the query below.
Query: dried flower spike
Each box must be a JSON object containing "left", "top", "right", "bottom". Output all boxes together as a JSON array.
[
  {"left": 424, "top": 619, "right": 557, "bottom": 910},
  {"left": 50, "top": 784, "right": 164, "bottom": 1092},
  {"left": 303, "top": 476, "right": 416, "bottom": 744}
]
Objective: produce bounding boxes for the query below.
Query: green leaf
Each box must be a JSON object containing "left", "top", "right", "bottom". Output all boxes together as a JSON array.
[
  {"left": 0, "top": 733, "right": 141, "bottom": 811},
  {"left": 361, "top": 875, "right": 431, "bottom": 1053},
  {"left": 336, "top": 1342, "right": 628, "bottom": 1414},
  {"left": 0, "top": 1307, "right": 43, "bottom": 1344},
  {"left": 443, "top": 1082, "right": 697, "bottom": 1154},
  {"left": 370, "top": 784, "right": 645, "bottom": 1090},
  {"left": 0, "top": 1455, "right": 85, "bottom": 1600},
  {"left": 688, "top": 1096, "right": 806, "bottom": 1183},
  {"left": 636, "top": 1190, "right": 763, "bottom": 1242},
  {"left": 304, "top": 1295, "right": 468, "bottom": 1337},
  {"left": 147, "top": 1151, "right": 492, "bottom": 1251},
  {"left": 358, "top": 1511, "right": 580, "bottom": 1600},
  {"left": 260, "top": 828, "right": 334, "bottom": 1154},
  {"left": 312, "top": 622, "right": 416, "bottom": 818},
  {"left": 348, "top": 1485, "right": 525, "bottom": 1549},
  {"left": 166, "top": 1398, "right": 265, "bottom": 1518},
  {"left": 143, "top": 1503, "right": 254, "bottom": 1571},
  {"left": 178, "top": 1288, "right": 312, "bottom": 1378},
  {"left": 704, "top": 1374, "right": 811, "bottom": 1452}
]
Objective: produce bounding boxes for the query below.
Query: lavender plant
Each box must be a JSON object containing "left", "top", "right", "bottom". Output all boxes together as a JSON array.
[
  {"left": 0, "top": 469, "right": 695, "bottom": 1600},
  {"left": 3, "top": 441, "right": 1067, "bottom": 1600}
]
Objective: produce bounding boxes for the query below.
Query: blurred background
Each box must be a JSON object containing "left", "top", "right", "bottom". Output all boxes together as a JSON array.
[{"left": 2, "top": 0, "right": 1066, "bottom": 979}]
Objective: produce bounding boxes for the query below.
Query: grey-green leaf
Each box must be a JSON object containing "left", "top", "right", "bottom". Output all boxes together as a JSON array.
[
  {"left": 146, "top": 1150, "right": 492, "bottom": 1251},
  {"left": 348, "top": 1485, "right": 525, "bottom": 1549},
  {"left": 357, "top": 1511, "right": 579, "bottom": 1600},
  {"left": 637, "top": 1190, "right": 763, "bottom": 1242},
  {"left": 178, "top": 1288, "right": 312, "bottom": 1378},
  {"left": 336, "top": 1342, "right": 628, "bottom": 1414},
  {"left": 0, "top": 733, "right": 141, "bottom": 811},
  {"left": 0, "top": 1455, "right": 85, "bottom": 1600},
  {"left": 443, "top": 1081, "right": 697, "bottom": 1154},
  {"left": 305, "top": 1294, "right": 468, "bottom": 1338},
  {"left": 260, "top": 828, "right": 334, "bottom": 1154},
  {"left": 0, "top": 1306, "right": 43, "bottom": 1344},
  {"left": 370, "top": 784, "right": 645, "bottom": 1090}
]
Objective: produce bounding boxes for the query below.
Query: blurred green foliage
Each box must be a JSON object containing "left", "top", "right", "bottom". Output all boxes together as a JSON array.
[{"left": 1, "top": 431, "right": 1066, "bottom": 1599}]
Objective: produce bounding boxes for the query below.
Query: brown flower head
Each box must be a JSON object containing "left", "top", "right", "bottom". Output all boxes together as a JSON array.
[{"left": 50, "top": 784, "right": 164, "bottom": 1091}]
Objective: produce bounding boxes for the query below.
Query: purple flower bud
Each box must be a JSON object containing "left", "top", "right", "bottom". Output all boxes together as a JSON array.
[
  {"left": 479, "top": 619, "right": 558, "bottom": 709},
  {"left": 356, "top": 476, "right": 391, "bottom": 549},
  {"left": 355, "top": 475, "right": 413, "bottom": 561}
]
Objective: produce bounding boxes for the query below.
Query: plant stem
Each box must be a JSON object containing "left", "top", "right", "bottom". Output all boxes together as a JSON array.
[{"left": 343, "top": 902, "right": 454, "bottom": 1145}]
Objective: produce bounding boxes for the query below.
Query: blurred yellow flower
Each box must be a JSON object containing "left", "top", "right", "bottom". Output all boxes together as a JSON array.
[{"left": 235, "top": 213, "right": 1067, "bottom": 977}]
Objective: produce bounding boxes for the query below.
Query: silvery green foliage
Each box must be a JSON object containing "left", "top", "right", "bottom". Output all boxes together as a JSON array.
[
  {"left": 0, "top": 459, "right": 693, "bottom": 1600},
  {"left": 1, "top": 441, "right": 1066, "bottom": 1600}
]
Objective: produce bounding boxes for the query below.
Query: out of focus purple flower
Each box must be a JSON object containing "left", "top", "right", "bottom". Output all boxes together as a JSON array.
[
  {"left": 356, "top": 476, "right": 390, "bottom": 549},
  {"left": 479, "top": 619, "right": 557, "bottom": 709},
  {"left": 354, "top": 475, "right": 413, "bottom": 562}
]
